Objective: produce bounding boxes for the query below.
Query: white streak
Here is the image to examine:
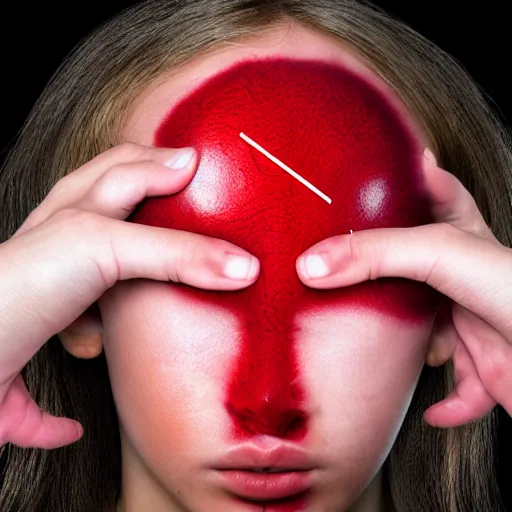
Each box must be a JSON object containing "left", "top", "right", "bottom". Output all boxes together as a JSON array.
[{"left": 239, "top": 132, "right": 332, "bottom": 204}]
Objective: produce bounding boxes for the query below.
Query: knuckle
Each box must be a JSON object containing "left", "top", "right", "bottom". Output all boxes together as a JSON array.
[
  {"left": 50, "top": 209, "right": 105, "bottom": 244},
  {"left": 471, "top": 380, "right": 493, "bottom": 406},
  {"left": 432, "top": 221, "right": 460, "bottom": 241},
  {"left": 47, "top": 172, "right": 74, "bottom": 195},
  {"left": 49, "top": 209, "right": 118, "bottom": 287},
  {"left": 348, "top": 231, "right": 380, "bottom": 281},
  {"left": 420, "top": 223, "right": 460, "bottom": 284},
  {"left": 51, "top": 207, "right": 98, "bottom": 227},
  {"left": 106, "top": 160, "right": 156, "bottom": 183},
  {"left": 480, "top": 355, "right": 508, "bottom": 389},
  {"left": 170, "top": 235, "right": 206, "bottom": 283},
  {"left": 419, "top": 257, "right": 438, "bottom": 285},
  {"left": 25, "top": 177, "right": 73, "bottom": 223},
  {"left": 45, "top": 179, "right": 68, "bottom": 202},
  {"left": 110, "top": 142, "right": 151, "bottom": 162},
  {"left": 104, "top": 162, "right": 141, "bottom": 178},
  {"left": 346, "top": 232, "right": 361, "bottom": 262},
  {"left": 16, "top": 210, "right": 38, "bottom": 234},
  {"left": 367, "top": 248, "right": 381, "bottom": 281},
  {"left": 93, "top": 163, "right": 145, "bottom": 201}
]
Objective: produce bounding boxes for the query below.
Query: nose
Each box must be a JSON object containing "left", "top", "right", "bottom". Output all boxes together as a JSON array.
[
  {"left": 223, "top": 253, "right": 310, "bottom": 440},
  {"left": 225, "top": 385, "right": 308, "bottom": 439}
]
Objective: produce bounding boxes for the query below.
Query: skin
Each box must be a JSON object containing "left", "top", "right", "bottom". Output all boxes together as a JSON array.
[
  {"left": 94, "top": 23, "right": 440, "bottom": 512},
  {"left": 1, "top": 12, "right": 508, "bottom": 512},
  {"left": 48, "top": 16, "right": 512, "bottom": 512},
  {"left": 131, "top": 56, "right": 440, "bottom": 446}
]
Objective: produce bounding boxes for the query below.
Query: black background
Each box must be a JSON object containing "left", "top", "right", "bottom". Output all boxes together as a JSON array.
[{"left": 0, "top": 2, "right": 509, "bottom": 162}]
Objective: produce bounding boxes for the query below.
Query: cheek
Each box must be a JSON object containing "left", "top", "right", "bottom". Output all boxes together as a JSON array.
[
  {"left": 297, "top": 309, "right": 429, "bottom": 456},
  {"left": 299, "top": 309, "right": 429, "bottom": 387},
  {"left": 98, "top": 281, "right": 240, "bottom": 457}
]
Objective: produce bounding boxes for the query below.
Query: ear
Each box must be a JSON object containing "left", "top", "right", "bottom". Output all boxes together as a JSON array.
[
  {"left": 425, "top": 298, "right": 458, "bottom": 367},
  {"left": 58, "top": 303, "right": 104, "bottom": 359}
]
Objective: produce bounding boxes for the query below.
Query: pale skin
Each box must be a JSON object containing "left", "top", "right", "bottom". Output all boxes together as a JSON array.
[{"left": 0, "top": 21, "right": 510, "bottom": 512}]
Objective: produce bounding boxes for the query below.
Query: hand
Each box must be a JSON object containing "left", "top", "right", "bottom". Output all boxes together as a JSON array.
[
  {"left": 296, "top": 149, "right": 512, "bottom": 428},
  {"left": 0, "top": 143, "right": 259, "bottom": 449}
]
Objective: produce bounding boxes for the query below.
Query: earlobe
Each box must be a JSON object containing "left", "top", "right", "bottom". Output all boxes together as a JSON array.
[
  {"left": 425, "top": 299, "right": 457, "bottom": 367},
  {"left": 57, "top": 304, "right": 104, "bottom": 359},
  {"left": 59, "top": 331, "right": 104, "bottom": 359}
]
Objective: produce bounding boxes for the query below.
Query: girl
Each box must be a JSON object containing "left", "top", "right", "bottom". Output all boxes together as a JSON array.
[{"left": 1, "top": 1, "right": 511, "bottom": 510}]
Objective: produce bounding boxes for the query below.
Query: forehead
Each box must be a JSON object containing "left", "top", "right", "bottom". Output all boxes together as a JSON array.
[
  {"left": 127, "top": 39, "right": 439, "bottom": 324},
  {"left": 122, "top": 22, "right": 429, "bottom": 149},
  {"left": 135, "top": 57, "right": 428, "bottom": 246}
]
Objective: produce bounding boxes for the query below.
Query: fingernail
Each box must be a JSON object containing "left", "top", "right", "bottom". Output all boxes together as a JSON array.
[
  {"left": 303, "top": 253, "right": 330, "bottom": 278},
  {"left": 164, "top": 148, "right": 195, "bottom": 169},
  {"left": 224, "top": 254, "right": 258, "bottom": 280}
]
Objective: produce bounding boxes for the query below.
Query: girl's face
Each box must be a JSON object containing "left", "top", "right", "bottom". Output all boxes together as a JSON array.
[{"left": 98, "top": 22, "right": 439, "bottom": 512}]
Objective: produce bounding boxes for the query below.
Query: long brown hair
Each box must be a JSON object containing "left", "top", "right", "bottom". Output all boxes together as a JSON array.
[{"left": 1, "top": 1, "right": 511, "bottom": 510}]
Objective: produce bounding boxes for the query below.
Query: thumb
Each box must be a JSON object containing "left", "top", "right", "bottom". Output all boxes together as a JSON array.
[
  {"left": 297, "top": 223, "right": 512, "bottom": 337},
  {"left": 0, "top": 374, "right": 83, "bottom": 449}
]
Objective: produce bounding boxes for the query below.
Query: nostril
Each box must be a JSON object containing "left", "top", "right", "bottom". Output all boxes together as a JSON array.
[
  {"left": 278, "top": 410, "right": 307, "bottom": 438},
  {"left": 225, "top": 402, "right": 308, "bottom": 439},
  {"left": 285, "top": 412, "right": 307, "bottom": 437}
]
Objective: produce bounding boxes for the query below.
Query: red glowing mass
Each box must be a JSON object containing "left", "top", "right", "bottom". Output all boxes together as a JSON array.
[{"left": 129, "top": 58, "right": 439, "bottom": 441}]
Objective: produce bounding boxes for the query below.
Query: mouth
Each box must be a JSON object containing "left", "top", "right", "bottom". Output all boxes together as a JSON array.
[
  {"left": 215, "top": 469, "right": 313, "bottom": 501},
  {"left": 236, "top": 467, "right": 304, "bottom": 473},
  {"left": 210, "top": 441, "right": 318, "bottom": 500}
]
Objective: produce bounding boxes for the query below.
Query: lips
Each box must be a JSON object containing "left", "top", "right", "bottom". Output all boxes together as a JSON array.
[
  {"left": 211, "top": 442, "right": 317, "bottom": 500},
  {"left": 212, "top": 442, "right": 316, "bottom": 470},
  {"left": 216, "top": 470, "right": 312, "bottom": 501}
]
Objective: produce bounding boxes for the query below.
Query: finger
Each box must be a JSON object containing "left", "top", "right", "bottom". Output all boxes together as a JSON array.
[
  {"left": 75, "top": 158, "right": 197, "bottom": 220},
  {"left": 425, "top": 299, "right": 458, "bottom": 367},
  {"left": 423, "top": 337, "right": 496, "bottom": 428},
  {"left": 12, "top": 144, "right": 196, "bottom": 238},
  {"left": 297, "top": 223, "right": 512, "bottom": 336},
  {"left": 65, "top": 142, "right": 194, "bottom": 183},
  {"left": 75, "top": 156, "right": 196, "bottom": 219},
  {"left": 104, "top": 219, "right": 261, "bottom": 290},
  {"left": 451, "top": 305, "right": 512, "bottom": 416},
  {"left": 421, "top": 149, "right": 497, "bottom": 242},
  {"left": 0, "top": 211, "right": 261, "bottom": 368},
  {"left": 0, "top": 375, "right": 83, "bottom": 449}
]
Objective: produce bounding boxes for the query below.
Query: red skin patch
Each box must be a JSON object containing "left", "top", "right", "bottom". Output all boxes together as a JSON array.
[{"left": 128, "top": 58, "right": 440, "bottom": 442}]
